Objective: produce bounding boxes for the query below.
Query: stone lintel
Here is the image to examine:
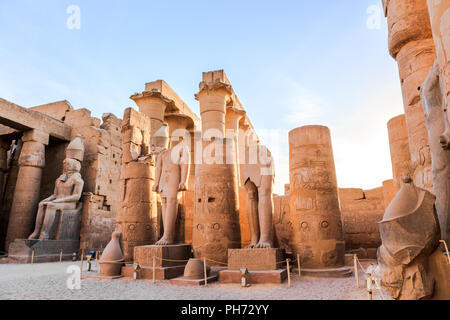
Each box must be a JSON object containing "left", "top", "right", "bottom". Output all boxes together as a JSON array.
[{"left": 0, "top": 98, "right": 72, "bottom": 141}]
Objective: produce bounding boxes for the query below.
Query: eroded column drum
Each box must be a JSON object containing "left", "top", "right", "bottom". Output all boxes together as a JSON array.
[
  {"left": 288, "top": 126, "right": 345, "bottom": 269},
  {"left": 192, "top": 139, "right": 241, "bottom": 265}
]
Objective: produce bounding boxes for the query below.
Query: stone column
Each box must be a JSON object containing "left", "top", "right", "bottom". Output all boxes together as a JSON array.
[
  {"left": 116, "top": 108, "right": 156, "bottom": 262},
  {"left": 387, "top": 114, "right": 412, "bottom": 192},
  {"left": 382, "top": 179, "right": 395, "bottom": 208},
  {"left": 226, "top": 107, "right": 246, "bottom": 190},
  {"left": 5, "top": 130, "right": 49, "bottom": 250},
  {"left": 0, "top": 139, "right": 9, "bottom": 204},
  {"left": 192, "top": 80, "right": 241, "bottom": 265},
  {"left": 427, "top": 0, "right": 450, "bottom": 122},
  {"left": 288, "top": 126, "right": 346, "bottom": 271},
  {"left": 195, "top": 81, "right": 232, "bottom": 137},
  {"left": 383, "top": 0, "right": 436, "bottom": 192},
  {"left": 131, "top": 90, "right": 174, "bottom": 140}
]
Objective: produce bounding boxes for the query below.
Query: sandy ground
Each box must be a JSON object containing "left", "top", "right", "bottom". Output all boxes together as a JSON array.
[{"left": 0, "top": 260, "right": 391, "bottom": 300}]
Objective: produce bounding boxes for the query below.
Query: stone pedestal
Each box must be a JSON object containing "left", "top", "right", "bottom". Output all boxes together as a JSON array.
[
  {"left": 121, "top": 244, "right": 192, "bottom": 280},
  {"left": 8, "top": 239, "right": 80, "bottom": 263},
  {"left": 219, "top": 248, "right": 287, "bottom": 284}
]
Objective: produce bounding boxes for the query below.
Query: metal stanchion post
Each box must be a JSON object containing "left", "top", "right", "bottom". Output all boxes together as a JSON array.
[
  {"left": 203, "top": 258, "right": 208, "bottom": 287},
  {"left": 297, "top": 254, "right": 301, "bottom": 277},
  {"left": 354, "top": 254, "right": 359, "bottom": 288},
  {"left": 153, "top": 256, "right": 156, "bottom": 284},
  {"left": 287, "top": 259, "right": 291, "bottom": 288}
]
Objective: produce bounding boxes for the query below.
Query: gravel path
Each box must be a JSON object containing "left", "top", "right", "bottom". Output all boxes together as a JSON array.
[{"left": 0, "top": 260, "right": 391, "bottom": 300}]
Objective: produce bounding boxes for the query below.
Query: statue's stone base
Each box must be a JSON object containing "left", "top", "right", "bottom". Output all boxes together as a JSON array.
[
  {"left": 219, "top": 248, "right": 287, "bottom": 284},
  {"left": 8, "top": 239, "right": 80, "bottom": 263},
  {"left": 227, "top": 248, "right": 286, "bottom": 271},
  {"left": 299, "top": 266, "right": 353, "bottom": 278},
  {"left": 219, "top": 269, "right": 287, "bottom": 284},
  {"left": 121, "top": 244, "right": 192, "bottom": 280},
  {"left": 170, "top": 273, "right": 219, "bottom": 286}
]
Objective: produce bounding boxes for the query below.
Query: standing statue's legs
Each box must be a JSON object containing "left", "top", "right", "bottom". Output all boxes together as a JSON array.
[
  {"left": 256, "top": 175, "right": 273, "bottom": 248},
  {"left": 28, "top": 203, "right": 47, "bottom": 240},
  {"left": 245, "top": 180, "right": 260, "bottom": 248},
  {"left": 156, "top": 197, "right": 177, "bottom": 245}
]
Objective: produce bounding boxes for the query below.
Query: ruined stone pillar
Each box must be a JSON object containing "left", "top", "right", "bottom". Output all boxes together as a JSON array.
[
  {"left": 288, "top": 126, "right": 347, "bottom": 273},
  {"left": 192, "top": 80, "right": 241, "bottom": 265},
  {"left": 5, "top": 130, "right": 49, "bottom": 250},
  {"left": 383, "top": 0, "right": 436, "bottom": 192},
  {"left": 387, "top": 115, "right": 412, "bottom": 192},
  {"left": 116, "top": 108, "right": 156, "bottom": 261}
]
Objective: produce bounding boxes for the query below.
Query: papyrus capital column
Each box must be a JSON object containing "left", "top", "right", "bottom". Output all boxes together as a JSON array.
[
  {"left": 131, "top": 90, "right": 175, "bottom": 137},
  {"left": 195, "top": 81, "right": 233, "bottom": 137},
  {"left": 5, "top": 129, "right": 49, "bottom": 250}
]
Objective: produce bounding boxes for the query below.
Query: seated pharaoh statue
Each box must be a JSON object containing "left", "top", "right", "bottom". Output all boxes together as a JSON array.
[
  {"left": 28, "top": 135, "right": 85, "bottom": 241},
  {"left": 152, "top": 123, "right": 190, "bottom": 246}
]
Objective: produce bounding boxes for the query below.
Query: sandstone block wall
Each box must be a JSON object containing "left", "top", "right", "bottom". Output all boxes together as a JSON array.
[{"left": 339, "top": 187, "right": 386, "bottom": 252}]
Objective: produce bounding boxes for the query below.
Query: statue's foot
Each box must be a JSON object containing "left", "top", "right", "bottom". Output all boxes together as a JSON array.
[
  {"left": 28, "top": 232, "right": 39, "bottom": 240},
  {"left": 246, "top": 241, "right": 258, "bottom": 249},
  {"left": 155, "top": 238, "right": 175, "bottom": 246},
  {"left": 256, "top": 241, "right": 272, "bottom": 249}
]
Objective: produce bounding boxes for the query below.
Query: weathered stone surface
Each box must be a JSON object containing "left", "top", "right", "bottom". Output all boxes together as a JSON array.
[
  {"left": 382, "top": 179, "right": 396, "bottom": 208},
  {"left": 0, "top": 98, "right": 71, "bottom": 141},
  {"left": 383, "top": 0, "right": 436, "bottom": 192},
  {"left": 421, "top": 60, "right": 450, "bottom": 243},
  {"left": 134, "top": 244, "right": 191, "bottom": 268},
  {"left": 193, "top": 140, "right": 241, "bottom": 266},
  {"left": 387, "top": 115, "right": 412, "bottom": 192},
  {"left": 228, "top": 248, "right": 285, "bottom": 271},
  {"left": 339, "top": 187, "right": 385, "bottom": 251},
  {"left": 8, "top": 239, "right": 80, "bottom": 263},
  {"left": 273, "top": 195, "right": 293, "bottom": 252},
  {"left": 219, "top": 269, "right": 287, "bottom": 284},
  {"left": 99, "top": 232, "right": 124, "bottom": 277},
  {"left": 378, "top": 178, "right": 441, "bottom": 300},
  {"left": 289, "top": 126, "right": 346, "bottom": 270}
]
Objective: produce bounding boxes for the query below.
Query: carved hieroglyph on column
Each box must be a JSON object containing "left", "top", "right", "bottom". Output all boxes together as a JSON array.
[
  {"left": 288, "top": 126, "right": 346, "bottom": 269},
  {"left": 421, "top": 60, "right": 450, "bottom": 243},
  {"left": 193, "top": 79, "right": 241, "bottom": 265},
  {"left": 193, "top": 139, "right": 241, "bottom": 265},
  {"left": 5, "top": 129, "right": 49, "bottom": 250},
  {"left": 427, "top": 0, "right": 450, "bottom": 148},
  {"left": 387, "top": 115, "right": 412, "bottom": 192},
  {"left": 383, "top": 0, "right": 436, "bottom": 192}
]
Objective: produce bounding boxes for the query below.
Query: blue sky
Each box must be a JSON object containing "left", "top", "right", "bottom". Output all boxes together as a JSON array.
[{"left": 0, "top": 0, "right": 404, "bottom": 194}]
